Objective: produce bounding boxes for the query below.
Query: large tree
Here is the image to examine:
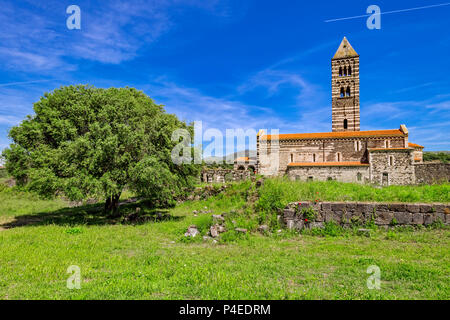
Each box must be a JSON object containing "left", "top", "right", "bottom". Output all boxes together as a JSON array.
[{"left": 2, "top": 85, "right": 200, "bottom": 213}]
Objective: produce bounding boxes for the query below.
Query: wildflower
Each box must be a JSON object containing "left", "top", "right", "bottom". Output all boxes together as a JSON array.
[{"left": 305, "top": 219, "right": 308, "bottom": 222}]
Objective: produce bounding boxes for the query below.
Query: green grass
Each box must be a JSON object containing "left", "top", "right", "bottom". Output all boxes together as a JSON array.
[
  {"left": 0, "top": 179, "right": 449, "bottom": 300},
  {"left": 256, "top": 178, "right": 450, "bottom": 213}
]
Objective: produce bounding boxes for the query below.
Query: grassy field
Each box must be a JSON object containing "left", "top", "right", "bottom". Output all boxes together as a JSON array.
[{"left": 0, "top": 179, "right": 449, "bottom": 299}]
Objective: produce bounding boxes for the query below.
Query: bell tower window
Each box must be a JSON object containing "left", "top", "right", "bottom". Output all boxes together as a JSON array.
[{"left": 344, "top": 119, "right": 348, "bottom": 129}]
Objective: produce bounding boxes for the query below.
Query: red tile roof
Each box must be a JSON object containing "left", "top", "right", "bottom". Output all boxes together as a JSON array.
[
  {"left": 260, "top": 129, "right": 405, "bottom": 141},
  {"left": 408, "top": 142, "right": 424, "bottom": 149},
  {"left": 288, "top": 161, "right": 369, "bottom": 167}
]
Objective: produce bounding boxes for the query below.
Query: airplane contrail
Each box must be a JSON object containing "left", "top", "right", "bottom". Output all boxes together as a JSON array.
[
  {"left": 0, "top": 79, "right": 54, "bottom": 88},
  {"left": 325, "top": 2, "right": 450, "bottom": 23}
]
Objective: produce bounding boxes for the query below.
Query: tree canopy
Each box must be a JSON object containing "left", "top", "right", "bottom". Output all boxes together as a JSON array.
[{"left": 2, "top": 85, "right": 200, "bottom": 212}]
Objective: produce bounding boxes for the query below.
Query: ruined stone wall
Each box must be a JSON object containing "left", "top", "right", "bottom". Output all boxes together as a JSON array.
[
  {"left": 201, "top": 169, "right": 251, "bottom": 183},
  {"left": 415, "top": 163, "right": 450, "bottom": 184},
  {"left": 282, "top": 201, "right": 450, "bottom": 230},
  {"left": 287, "top": 165, "right": 369, "bottom": 183},
  {"left": 369, "top": 149, "right": 415, "bottom": 185}
]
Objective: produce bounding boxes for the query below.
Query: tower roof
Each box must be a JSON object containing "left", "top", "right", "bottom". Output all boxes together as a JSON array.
[{"left": 332, "top": 37, "right": 359, "bottom": 59}]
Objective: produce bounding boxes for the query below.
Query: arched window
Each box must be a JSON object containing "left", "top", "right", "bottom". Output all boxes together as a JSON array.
[
  {"left": 290, "top": 154, "right": 293, "bottom": 163},
  {"left": 343, "top": 66, "right": 347, "bottom": 76},
  {"left": 340, "top": 87, "right": 345, "bottom": 98},
  {"left": 339, "top": 67, "right": 342, "bottom": 77},
  {"left": 346, "top": 86, "right": 351, "bottom": 96},
  {"left": 343, "top": 119, "right": 348, "bottom": 130},
  {"left": 348, "top": 66, "right": 352, "bottom": 75}
]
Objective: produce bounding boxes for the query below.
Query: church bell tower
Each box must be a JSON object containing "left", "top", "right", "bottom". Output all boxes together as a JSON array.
[{"left": 331, "top": 37, "right": 360, "bottom": 132}]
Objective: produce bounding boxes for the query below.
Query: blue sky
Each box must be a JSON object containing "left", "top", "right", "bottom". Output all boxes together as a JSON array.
[{"left": 0, "top": 0, "right": 449, "bottom": 155}]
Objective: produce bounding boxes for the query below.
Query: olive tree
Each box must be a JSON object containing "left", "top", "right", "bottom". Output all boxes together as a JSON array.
[{"left": 2, "top": 85, "right": 200, "bottom": 213}]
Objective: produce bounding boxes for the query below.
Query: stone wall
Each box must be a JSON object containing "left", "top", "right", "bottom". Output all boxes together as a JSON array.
[
  {"left": 287, "top": 165, "right": 369, "bottom": 183},
  {"left": 415, "top": 163, "right": 450, "bottom": 184},
  {"left": 282, "top": 201, "right": 450, "bottom": 230},
  {"left": 258, "top": 135, "right": 407, "bottom": 176},
  {"left": 369, "top": 149, "right": 415, "bottom": 185},
  {"left": 201, "top": 169, "right": 251, "bottom": 183}
]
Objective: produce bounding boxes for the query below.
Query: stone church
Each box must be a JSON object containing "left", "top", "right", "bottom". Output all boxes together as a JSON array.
[{"left": 256, "top": 37, "right": 425, "bottom": 185}]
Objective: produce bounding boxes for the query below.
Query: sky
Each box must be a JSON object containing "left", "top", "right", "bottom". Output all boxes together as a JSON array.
[{"left": 0, "top": 0, "right": 449, "bottom": 156}]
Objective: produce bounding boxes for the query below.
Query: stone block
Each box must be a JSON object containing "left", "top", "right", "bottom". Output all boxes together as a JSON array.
[
  {"left": 323, "top": 211, "right": 334, "bottom": 223},
  {"left": 294, "top": 220, "right": 304, "bottom": 230},
  {"left": 389, "top": 203, "right": 406, "bottom": 212},
  {"left": 394, "top": 212, "right": 412, "bottom": 224},
  {"left": 423, "top": 214, "right": 434, "bottom": 225},
  {"left": 356, "top": 202, "right": 374, "bottom": 214},
  {"left": 406, "top": 204, "right": 420, "bottom": 213},
  {"left": 375, "top": 211, "right": 393, "bottom": 225},
  {"left": 432, "top": 204, "right": 445, "bottom": 214},
  {"left": 412, "top": 213, "right": 424, "bottom": 225},
  {"left": 346, "top": 203, "right": 357, "bottom": 212},
  {"left": 331, "top": 203, "right": 346, "bottom": 212},
  {"left": 376, "top": 204, "right": 389, "bottom": 212},
  {"left": 285, "top": 219, "right": 294, "bottom": 229},
  {"left": 283, "top": 209, "right": 295, "bottom": 219},
  {"left": 420, "top": 204, "right": 433, "bottom": 213},
  {"left": 321, "top": 202, "right": 332, "bottom": 211}
]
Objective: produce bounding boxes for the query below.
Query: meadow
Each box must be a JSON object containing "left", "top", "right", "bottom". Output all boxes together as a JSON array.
[{"left": 0, "top": 178, "right": 449, "bottom": 300}]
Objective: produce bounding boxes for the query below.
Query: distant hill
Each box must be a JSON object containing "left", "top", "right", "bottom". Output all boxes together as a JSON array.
[{"left": 203, "top": 150, "right": 256, "bottom": 164}]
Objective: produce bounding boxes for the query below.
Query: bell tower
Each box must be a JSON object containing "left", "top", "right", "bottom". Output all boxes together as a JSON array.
[{"left": 331, "top": 37, "right": 360, "bottom": 132}]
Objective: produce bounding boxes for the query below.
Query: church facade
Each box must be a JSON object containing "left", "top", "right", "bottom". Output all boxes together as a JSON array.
[{"left": 256, "top": 37, "right": 425, "bottom": 186}]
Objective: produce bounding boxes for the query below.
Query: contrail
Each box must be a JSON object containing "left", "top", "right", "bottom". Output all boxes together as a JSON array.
[
  {"left": 325, "top": 2, "right": 450, "bottom": 23},
  {"left": 0, "top": 79, "right": 54, "bottom": 88}
]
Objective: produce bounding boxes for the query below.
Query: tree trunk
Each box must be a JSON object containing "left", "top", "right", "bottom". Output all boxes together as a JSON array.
[{"left": 105, "top": 193, "right": 121, "bottom": 216}]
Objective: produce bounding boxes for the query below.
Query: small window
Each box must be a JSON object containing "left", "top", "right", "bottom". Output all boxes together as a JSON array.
[
  {"left": 385, "top": 140, "right": 389, "bottom": 148},
  {"left": 290, "top": 154, "right": 293, "bottom": 163},
  {"left": 346, "top": 86, "right": 351, "bottom": 96},
  {"left": 337, "top": 152, "right": 341, "bottom": 162},
  {"left": 357, "top": 172, "right": 362, "bottom": 181},
  {"left": 389, "top": 156, "right": 394, "bottom": 166},
  {"left": 343, "top": 66, "right": 347, "bottom": 76},
  {"left": 340, "top": 87, "right": 345, "bottom": 98},
  {"left": 343, "top": 119, "right": 348, "bottom": 130},
  {"left": 348, "top": 66, "right": 352, "bottom": 76},
  {"left": 313, "top": 154, "right": 316, "bottom": 162},
  {"left": 339, "top": 67, "right": 342, "bottom": 77}
]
